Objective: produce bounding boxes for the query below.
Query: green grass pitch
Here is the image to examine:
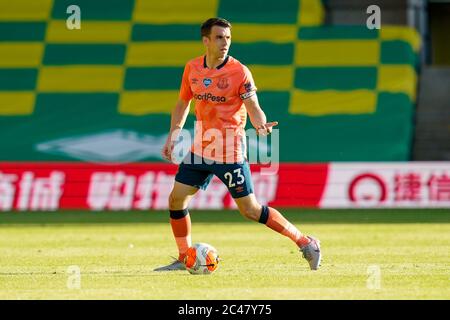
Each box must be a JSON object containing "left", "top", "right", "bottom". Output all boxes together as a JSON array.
[{"left": 0, "top": 209, "right": 449, "bottom": 300}]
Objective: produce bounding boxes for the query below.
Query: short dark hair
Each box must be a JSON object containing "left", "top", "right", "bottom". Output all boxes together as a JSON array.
[{"left": 201, "top": 17, "right": 232, "bottom": 38}]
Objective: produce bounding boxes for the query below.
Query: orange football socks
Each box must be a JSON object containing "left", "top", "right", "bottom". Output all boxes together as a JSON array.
[
  {"left": 260, "top": 206, "right": 311, "bottom": 248},
  {"left": 169, "top": 209, "right": 192, "bottom": 261}
]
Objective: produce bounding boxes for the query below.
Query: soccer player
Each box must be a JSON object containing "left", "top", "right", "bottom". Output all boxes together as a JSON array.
[{"left": 154, "top": 18, "right": 321, "bottom": 271}]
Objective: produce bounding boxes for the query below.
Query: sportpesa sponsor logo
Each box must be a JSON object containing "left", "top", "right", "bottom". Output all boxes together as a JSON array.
[{"left": 194, "top": 93, "right": 226, "bottom": 102}]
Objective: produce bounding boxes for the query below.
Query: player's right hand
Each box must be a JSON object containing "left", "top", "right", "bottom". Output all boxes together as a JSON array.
[{"left": 257, "top": 121, "right": 278, "bottom": 136}]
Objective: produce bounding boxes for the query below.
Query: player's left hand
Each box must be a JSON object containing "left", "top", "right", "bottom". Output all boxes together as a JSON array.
[{"left": 257, "top": 121, "right": 278, "bottom": 136}]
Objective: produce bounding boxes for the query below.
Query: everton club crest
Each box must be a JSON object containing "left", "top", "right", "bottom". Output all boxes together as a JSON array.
[{"left": 217, "top": 78, "right": 229, "bottom": 89}]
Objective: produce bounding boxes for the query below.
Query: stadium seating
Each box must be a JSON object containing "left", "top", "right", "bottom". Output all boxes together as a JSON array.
[{"left": 0, "top": 0, "right": 420, "bottom": 161}]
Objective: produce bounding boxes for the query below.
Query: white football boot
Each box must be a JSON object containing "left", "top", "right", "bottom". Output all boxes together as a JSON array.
[
  {"left": 300, "top": 236, "right": 321, "bottom": 270},
  {"left": 153, "top": 259, "right": 186, "bottom": 272}
]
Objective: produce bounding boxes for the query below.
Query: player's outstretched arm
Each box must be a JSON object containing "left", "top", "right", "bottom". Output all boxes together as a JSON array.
[
  {"left": 243, "top": 94, "right": 278, "bottom": 136},
  {"left": 161, "top": 98, "right": 191, "bottom": 161}
]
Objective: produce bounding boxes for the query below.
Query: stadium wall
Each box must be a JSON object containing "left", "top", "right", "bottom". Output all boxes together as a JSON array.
[{"left": 0, "top": 162, "right": 448, "bottom": 211}]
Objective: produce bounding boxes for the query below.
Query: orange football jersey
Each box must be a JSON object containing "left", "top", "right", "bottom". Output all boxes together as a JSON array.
[{"left": 179, "top": 55, "right": 257, "bottom": 163}]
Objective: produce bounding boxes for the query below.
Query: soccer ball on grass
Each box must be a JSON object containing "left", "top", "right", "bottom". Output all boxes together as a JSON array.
[{"left": 184, "top": 243, "right": 219, "bottom": 275}]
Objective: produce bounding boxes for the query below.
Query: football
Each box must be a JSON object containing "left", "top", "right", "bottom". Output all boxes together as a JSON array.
[{"left": 184, "top": 243, "right": 220, "bottom": 275}]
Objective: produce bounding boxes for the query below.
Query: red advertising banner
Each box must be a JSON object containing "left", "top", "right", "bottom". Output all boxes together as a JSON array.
[
  {"left": 2, "top": 162, "right": 448, "bottom": 210},
  {"left": 0, "top": 162, "right": 329, "bottom": 211}
]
